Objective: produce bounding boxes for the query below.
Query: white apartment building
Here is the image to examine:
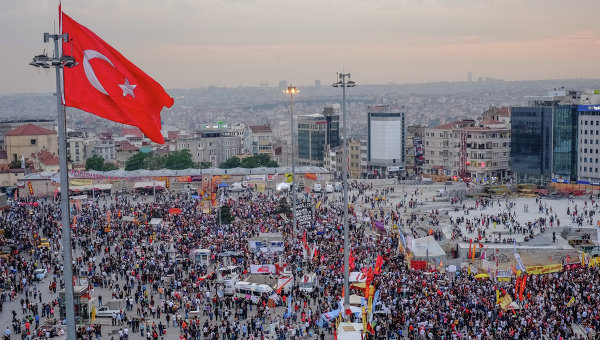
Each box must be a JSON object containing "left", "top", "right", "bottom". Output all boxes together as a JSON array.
[{"left": 424, "top": 119, "right": 511, "bottom": 181}]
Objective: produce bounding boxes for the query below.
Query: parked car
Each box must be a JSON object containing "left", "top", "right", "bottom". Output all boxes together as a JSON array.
[{"left": 313, "top": 183, "right": 322, "bottom": 193}]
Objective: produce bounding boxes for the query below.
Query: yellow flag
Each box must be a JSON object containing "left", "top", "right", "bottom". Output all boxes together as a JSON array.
[
  {"left": 91, "top": 305, "right": 96, "bottom": 321},
  {"left": 496, "top": 290, "right": 500, "bottom": 304},
  {"left": 467, "top": 264, "right": 471, "bottom": 276},
  {"left": 582, "top": 252, "right": 586, "bottom": 267}
]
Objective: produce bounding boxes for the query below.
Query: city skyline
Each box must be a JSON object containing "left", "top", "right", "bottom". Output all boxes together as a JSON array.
[{"left": 3, "top": 0, "right": 600, "bottom": 94}]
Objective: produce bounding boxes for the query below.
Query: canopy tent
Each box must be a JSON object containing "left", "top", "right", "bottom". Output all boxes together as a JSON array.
[
  {"left": 408, "top": 235, "right": 446, "bottom": 260},
  {"left": 58, "top": 183, "right": 112, "bottom": 192},
  {"left": 337, "top": 323, "right": 364, "bottom": 340},
  {"left": 133, "top": 181, "right": 165, "bottom": 189},
  {"left": 348, "top": 294, "right": 363, "bottom": 306}
]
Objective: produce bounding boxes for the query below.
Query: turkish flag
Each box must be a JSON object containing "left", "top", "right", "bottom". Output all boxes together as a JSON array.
[{"left": 61, "top": 11, "right": 173, "bottom": 144}]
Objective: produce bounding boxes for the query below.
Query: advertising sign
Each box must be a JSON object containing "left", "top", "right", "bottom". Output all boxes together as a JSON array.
[{"left": 250, "top": 264, "right": 277, "bottom": 274}]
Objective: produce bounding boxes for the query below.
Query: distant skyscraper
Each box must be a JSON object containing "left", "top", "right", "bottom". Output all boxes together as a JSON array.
[
  {"left": 314, "top": 80, "right": 321, "bottom": 88},
  {"left": 278, "top": 80, "right": 287, "bottom": 89},
  {"left": 468, "top": 71, "right": 472, "bottom": 82}
]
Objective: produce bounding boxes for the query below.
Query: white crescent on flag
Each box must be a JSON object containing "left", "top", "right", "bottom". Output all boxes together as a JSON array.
[{"left": 83, "top": 50, "right": 114, "bottom": 95}]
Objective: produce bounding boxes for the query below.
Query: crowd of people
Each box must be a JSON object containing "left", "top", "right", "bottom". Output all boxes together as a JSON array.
[{"left": 0, "top": 180, "right": 598, "bottom": 339}]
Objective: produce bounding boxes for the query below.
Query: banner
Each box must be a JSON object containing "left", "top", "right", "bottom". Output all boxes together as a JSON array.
[
  {"left": 499, "top": 294, "right": 513, "bottom": 311},
  {"left": 525, "top": 263, "right": 563, "bottom": 275},
  {"left": 71, "top": 179, "right": 93, "bottom": 186},
  {"left": 411, "top": 260, "right": 426, "bottom": 270},
  {"left": 304, "top": 173, "right": 317, "bottom": 180},
  {"left": 176, "top": 176, "right": 191, "bottom": 182},
  {"left": 250, "top": 264, "right": 277, "bottom": 274},
  {"left": 285, "top": 173, "right": 293, "bottom": 183},
  {"left": 514, "top": 253, "right": 526, "bottom": 273},
  {"left": 28, "top": 182, "right": 34, "bottom": 195}
]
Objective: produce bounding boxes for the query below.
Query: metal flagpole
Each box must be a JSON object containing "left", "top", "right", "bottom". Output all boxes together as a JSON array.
[
  {"left": 333, "top": 73, "right": 356, "bottom": 307},
  {"left": 29, "top": 32, "right": 78, "bottom": 340}
]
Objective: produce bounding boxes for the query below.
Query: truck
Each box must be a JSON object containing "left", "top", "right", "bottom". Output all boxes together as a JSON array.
[
  {"left": 273, "top": 274, "right": 294, "bottom": 295},
  {"left": 298, "top": 273, "right": 317, "bottom": 293}
]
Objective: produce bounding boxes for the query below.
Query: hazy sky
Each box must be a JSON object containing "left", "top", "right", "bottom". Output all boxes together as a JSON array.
[{"left": 3, "top": 0, "right": 600, "bottom": 94}]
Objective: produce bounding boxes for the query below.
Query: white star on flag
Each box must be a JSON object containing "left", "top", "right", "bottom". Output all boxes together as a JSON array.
[{"left": 119, "top": 78, "right": 137, "bottom": 98}]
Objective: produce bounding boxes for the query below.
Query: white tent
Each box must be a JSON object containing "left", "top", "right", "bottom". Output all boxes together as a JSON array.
[
  {"left": 408, "top": 235, "right": 446, "bottom": 260},
  {"left": 133, "top": 181, "right": 165, "bottom": 189},
  {"left": 337, "top": 323, "right": 364, "bottom": 340}
]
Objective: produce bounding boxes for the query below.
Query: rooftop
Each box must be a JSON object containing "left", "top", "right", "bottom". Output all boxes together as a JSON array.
[
  {"left": 249, "top": 125, "right": 272, "bottom": 133},
  {"left": 5, "top": 124, "right": 56, "bottom": 137}
]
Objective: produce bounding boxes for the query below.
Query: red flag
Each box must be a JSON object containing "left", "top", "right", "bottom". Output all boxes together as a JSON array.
[
  {"left": 366, "top": 323, "right": 375, "bottom": 334},
  {"left": 374, "top": 255, "right": 384, "bottom": 275},
  {"left": 61, "top": 12, "right": 173, "bottom": 144}
]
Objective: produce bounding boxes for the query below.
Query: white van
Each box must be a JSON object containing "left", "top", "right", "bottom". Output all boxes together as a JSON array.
[
  {"left": 325, "top": 183, "right": 334, "bottom": 193},
  {"left": 313, "top": 183, "right": 322, "bottom": 193},
  {"left": 298, "top": 273, "right": 317, "bottom": 293},
  {"left": 229, "top": 182, "right": 246, "bottom": 192},
  {"left": 223, "top": 274, "right": 239, "bottom": 296},
  {"left": 234, "top": 281, "right": 280, "bottom": 304}
]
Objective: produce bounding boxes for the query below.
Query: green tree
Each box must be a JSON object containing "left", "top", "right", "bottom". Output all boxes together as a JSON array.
[
  {"left": 198, "top": 161, "right": 213, "bottom": 169},
  {"left": 240, "top": 154, "right": 279, "bottom": 168},
  {"left": 85, "top": 155, "right": 105, "bottom": 171},
  {"left": 165, "top": 150, "right": 194, "bottom": 170},
  {"left": 219, "top": 204, "right": 234, "bottom": 224},
  {"left": 219, "top": 156, "right": 241, "bottom": 169},
  {"left": 125, "top": 152, "right": 147, "bottom": 171},
  {"left": 102, "top": 162, "right": 119, "bottom": 171}
]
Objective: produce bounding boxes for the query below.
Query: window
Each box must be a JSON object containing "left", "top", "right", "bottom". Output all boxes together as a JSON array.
[{"left": 30, "top": 139, "right": 36, "bottom": 145}]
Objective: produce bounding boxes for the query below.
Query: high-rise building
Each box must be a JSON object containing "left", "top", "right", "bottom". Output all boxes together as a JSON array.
[
  {"left": 468, "top": 71, "right": 473, "bottom": 82},
  {"left": 314, "top": 80, "right": 321, "bottom": 88},
  {"left": 367, "top": 105, "right": 405, "bottom": 177},
  {"left": 576, "top": 92, "right": 600, "bottom": 183},
  {"left": 297, "top": 108, "right": 340, "bottom": 167},
  {"left": 278, "top": 80, "right": 287, "bottom": 89},
  {"left": 511, "top": 90, "right": 580, "bottom": 184}
]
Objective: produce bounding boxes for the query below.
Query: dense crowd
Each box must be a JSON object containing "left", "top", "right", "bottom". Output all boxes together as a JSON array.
[{"left": 0, "top": 181, "right": 598, "bottom": 340}]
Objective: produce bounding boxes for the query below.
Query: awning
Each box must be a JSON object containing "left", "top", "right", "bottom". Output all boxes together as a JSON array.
[
  {"left": 58, "top": 184, "right": 112, "bottom": 192},
  {"left": 133, "top": 181, "right": 165, "bottom": 189}
]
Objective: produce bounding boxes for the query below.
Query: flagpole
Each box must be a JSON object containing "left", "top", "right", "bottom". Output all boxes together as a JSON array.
[{"left": 29, "top": 32, "right": 78, "bottom": 340}]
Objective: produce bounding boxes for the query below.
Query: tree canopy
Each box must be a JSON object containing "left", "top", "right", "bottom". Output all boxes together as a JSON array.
[
  {"left": 85, "top": 155, "right": 117, "bottom": 171},
  {"left": 125, "top": 150, "right": 194, "bottom": 171},
  {"left": 220, "top": 154, "right": 278, "bottom": 169}
]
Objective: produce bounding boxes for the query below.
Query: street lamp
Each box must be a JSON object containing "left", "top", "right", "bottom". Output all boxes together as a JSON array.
[
  {"left": 29, "top": 33, "right": 78, "bottom": 340},
  {"left": 283, "top": 85, "right": 299, "bottom": 237},
  {"left": 333, "top": 73, "right": 355, "bottom": 307}
]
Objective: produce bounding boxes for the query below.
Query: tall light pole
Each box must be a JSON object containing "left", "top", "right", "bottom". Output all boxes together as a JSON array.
[
  {"left": 284, "top": 86, "right": 299, "bottom": 237},
  {"left": 29, "top": 33, "right": 78, "bottom": 340},
  {"left": 333, "top": 73, "right": 355, "bottom": 307}
]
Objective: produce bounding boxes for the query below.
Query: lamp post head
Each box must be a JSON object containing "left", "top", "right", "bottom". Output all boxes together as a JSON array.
[{"left": 284, "top": 86, "right": 299, "bottom": 95}]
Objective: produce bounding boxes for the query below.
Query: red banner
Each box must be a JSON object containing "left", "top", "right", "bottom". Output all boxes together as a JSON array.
[{"left": 411, "top": 260, "right": 427, "bottom": 270}]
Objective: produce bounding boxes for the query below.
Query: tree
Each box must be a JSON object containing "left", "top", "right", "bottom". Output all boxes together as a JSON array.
[
  {"left": 102, "top": 162, "right": 118, "bottom": 171},
  {"left": 219, "top": 156, "right": 241, "bottom": 169},
  {"left": 85, "top": 155, "right": 105, "bottom": 171},
  {"left": 219, "top": 204, "right": 234, "bottom": 224},
  {"left": 240, "top": 154, "right": 279, "bottom": 168},
  {"left": 276, "top": 197, "right": 291, "bottom": 215},
  {"left": 125, "top": 152, "right": 147, "bottom": 171},
  {"left": 165, "top": 150, "right": 194, "bottom": 170},
  {"left": 198, "top": 161, "right": 213, "bottom": 169}
]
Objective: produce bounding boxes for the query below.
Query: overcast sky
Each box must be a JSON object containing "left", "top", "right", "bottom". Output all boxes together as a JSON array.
[{"left": 3, "top": 0, "right": 600, "bottom": 94}]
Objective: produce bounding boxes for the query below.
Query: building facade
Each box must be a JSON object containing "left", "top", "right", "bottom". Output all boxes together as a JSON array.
[
  {"left": 424, "top": 120, "right": 511, "bottom": 181},
  {"left": 177, "top": 127, "right": 243, "bottom": 167},
  {"left": 5, "top": 124, "right": 58, "bottom": 164},
  {"left": 247, "top": 125, "right": 274, "bottom": 156},
  {"left": 367, "top": 105, "right": 405, "bottom": 177}
]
